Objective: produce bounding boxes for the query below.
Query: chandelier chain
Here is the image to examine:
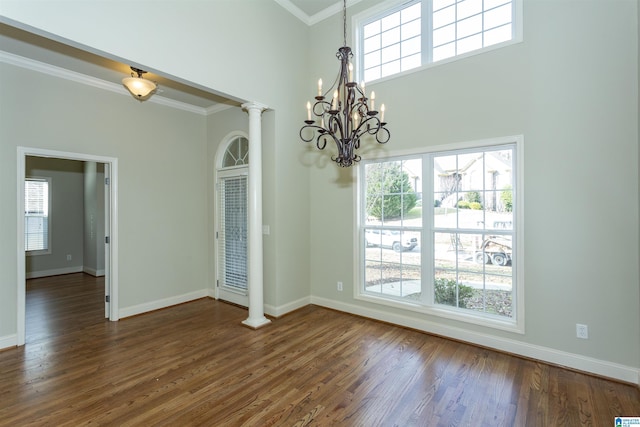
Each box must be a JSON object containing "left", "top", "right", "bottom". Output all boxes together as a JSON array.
[{"left": 343, "top": 0, "right": 347, "bottom": 47}]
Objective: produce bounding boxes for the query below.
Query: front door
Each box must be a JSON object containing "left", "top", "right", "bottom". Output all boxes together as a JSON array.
[{"left": 217, "top": 172, "right": 249, "bottom": 306}]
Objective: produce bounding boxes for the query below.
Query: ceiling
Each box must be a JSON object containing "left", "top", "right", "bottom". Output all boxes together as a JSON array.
[{"left": 0, "top": 1, "right": 344, "bottom": 115}]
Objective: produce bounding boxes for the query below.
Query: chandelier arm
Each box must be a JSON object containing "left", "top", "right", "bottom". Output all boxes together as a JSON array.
[
  {"left": 375, "top": 127, "right": 391, "bottom": 144},
  {"left": 300, "top": 123, "right": 326, "bottom": 144},
  {"left": 300, "top": 122, "right": 345, "bottom": 153},
  {"left": 358, "top": 115, "right": 381, "bottom": 136},
  {"left": 316, "top": 133, "right": 333, "bottom": 151},
  {"left": 327, "top": 113, "right": 345, "bottom": 142},
  {"left": 361, "top": 115, "right": 390, "bottom": 144},
  {"left": 311, "top": 99, "right": 331, "bottom": 118}
]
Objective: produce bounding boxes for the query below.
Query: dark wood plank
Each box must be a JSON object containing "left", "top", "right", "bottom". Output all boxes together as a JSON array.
[{"left": 0, "top": 273, "right": 638, "bottom": 426}]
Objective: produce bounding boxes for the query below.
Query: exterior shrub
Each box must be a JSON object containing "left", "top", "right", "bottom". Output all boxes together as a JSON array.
[
  {"left": 434, "top": 278, "right": 474, "bottom": 308},
  {"left": 465, "top": 191, "right": 482, "bottom": 204},
  {"left": 469, "top": 202, "right": 482, "bottom": 210},
  {"left": 456, "top": 200, "right": 470, "bottom": 209}
]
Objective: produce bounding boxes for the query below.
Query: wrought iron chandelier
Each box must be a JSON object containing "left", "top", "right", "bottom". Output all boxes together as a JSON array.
[{"left": 300, "top": 0, "right": 390, "bottom": 167}]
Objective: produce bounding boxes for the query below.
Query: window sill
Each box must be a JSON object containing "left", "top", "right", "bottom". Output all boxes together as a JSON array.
[
  {"left": 26, "top": 250, "right": 51, "bottom": 257},
  {"left": 356, "top": 291, "right": 523, "bottom": 334}
]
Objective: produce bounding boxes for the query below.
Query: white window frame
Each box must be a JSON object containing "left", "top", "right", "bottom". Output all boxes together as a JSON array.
[
  {"left": 25, "top": 176, "right": 52, "bottom": 256},
  {"left": 355, "top": 135, "right": 524, "bottom": 333},
  {"left": 353, "top": 0, "right": 523, "bottom": 84}
]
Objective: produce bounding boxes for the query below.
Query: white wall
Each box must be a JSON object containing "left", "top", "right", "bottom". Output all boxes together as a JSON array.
[{"left": 306, "top": 0, "right": 639, "bottom": 381}]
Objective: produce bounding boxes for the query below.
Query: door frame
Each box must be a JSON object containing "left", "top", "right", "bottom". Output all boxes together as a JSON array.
[
  {"left": 214, "top": 131, "right": 250, "bottom": 307},
  {"left": 17, "top": 147, "right": 119, "bottom": 346}
]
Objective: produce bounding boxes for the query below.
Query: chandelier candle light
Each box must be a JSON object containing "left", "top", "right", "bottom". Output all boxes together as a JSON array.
[{"left": 300, "top": 0, "right": 390, "bottom": 167}]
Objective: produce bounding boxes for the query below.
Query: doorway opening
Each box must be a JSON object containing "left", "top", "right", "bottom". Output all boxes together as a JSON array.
[{"left": 17, "top": 147, "right": 119, "bottom": 346}]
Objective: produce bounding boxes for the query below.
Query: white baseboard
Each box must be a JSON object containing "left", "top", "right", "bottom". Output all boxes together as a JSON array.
[
  {"left": 310, "top": 296, "right": 640, "bottom": 385},
  {"left": 0, "top": 334, "right": 17, "bottom": 350},
  {"left": 119, "top": 289, "right": 209, "bottom": 319},
  {"left": 83, "top": 267, "right": 105, "bottom": 277},
  {"left": 265, "top": 296, "right": 311, "bottom": 318},
  {"left": 26, "top": 266, "right": 83, "bottom": 279}
]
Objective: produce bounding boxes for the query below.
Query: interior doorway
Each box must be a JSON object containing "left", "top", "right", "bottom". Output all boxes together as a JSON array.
[{"left": 17, "top": 147, "right": 119, "bottom": 346}]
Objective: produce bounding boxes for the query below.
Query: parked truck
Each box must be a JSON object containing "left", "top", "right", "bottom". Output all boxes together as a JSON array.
[{"left": 474, "top": 235, "right": 512, "bottom": 266}]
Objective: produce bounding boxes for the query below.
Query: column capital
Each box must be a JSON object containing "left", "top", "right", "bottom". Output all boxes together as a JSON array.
[{"left": 241, "top": 101, "right": 269, "bottom": 113}]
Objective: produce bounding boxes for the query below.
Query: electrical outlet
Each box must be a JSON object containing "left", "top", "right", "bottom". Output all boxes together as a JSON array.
[
  {"left": 337, "top": 281, "right": 343, "bottom": 291},
  {"left": 576, "top": 323, "right": 588, "bottom": 339}
]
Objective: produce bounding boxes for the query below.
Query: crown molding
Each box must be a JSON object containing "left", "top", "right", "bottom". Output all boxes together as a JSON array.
[
  {"left": 274, "top": 0, "right": 363, "bottom": 26},
  {"left": 0, "top": 50, "right": 215, "bottom": 116},
  {"left": 274, "top": 0, "right": 313, "bottom": 25},
  {"left": 206, "top": 103, "right": 234, "bottom": 115}
]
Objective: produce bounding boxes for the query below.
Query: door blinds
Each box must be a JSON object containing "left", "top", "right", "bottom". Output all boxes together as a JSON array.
[{"left": 218, "top": 175, "right": 248, "bottom": 293}]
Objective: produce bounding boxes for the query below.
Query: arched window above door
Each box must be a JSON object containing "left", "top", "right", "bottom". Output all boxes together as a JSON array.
[{"left": 221, "top": 136, "right": 249, "bottom": 168}]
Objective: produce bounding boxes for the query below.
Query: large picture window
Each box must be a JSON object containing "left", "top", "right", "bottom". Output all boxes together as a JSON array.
[
  {"left": 358, "top": 138, "right": 522, "bottom": 331},
  {"left": 25, "top": 177, "right": 51, "bottom": 254}
]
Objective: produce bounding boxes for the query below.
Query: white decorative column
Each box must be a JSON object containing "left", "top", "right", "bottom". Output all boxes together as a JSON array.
[{"left": 241, "top": 102, "right": 271, "bottom": 329}]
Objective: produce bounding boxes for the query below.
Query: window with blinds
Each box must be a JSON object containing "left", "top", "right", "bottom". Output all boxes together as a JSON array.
[
  {"left": 218, "top": 175, "right": 248, "bottom": 293},
  {"left": 25, "top": 177, "right": 50, "bottom": 254}
]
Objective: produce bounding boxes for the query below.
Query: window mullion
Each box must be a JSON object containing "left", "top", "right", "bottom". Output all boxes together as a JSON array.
[
  {"left": 424, "top": 0, "right": 433, "bottom": 65},
  {"left": 423, "top": 152, "right": 434, "bottom": 305}
]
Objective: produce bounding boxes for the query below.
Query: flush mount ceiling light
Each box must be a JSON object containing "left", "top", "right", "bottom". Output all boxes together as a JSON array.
[
  {"left": 300, "top": 0, "right": 390, "bottom": 167},
  {"left": 122, "top": 67, "right": 157, "bottom": 100}
]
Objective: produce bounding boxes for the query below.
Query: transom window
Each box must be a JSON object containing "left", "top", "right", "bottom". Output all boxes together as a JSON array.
[
  {"left": 362, "top": 1, "right": 422, "bottom": 82},
  {"left": 222, "top": 136, "right": 249, "bottom": 168},
  {"left": 356, "top": 0, "right": 521, "bottom": 83},
  {"left": 358, "top": 137, "right": 522, "bottom": 332},
  {"left": 432, "top": 0, "right": 513, "bottom": 62}
]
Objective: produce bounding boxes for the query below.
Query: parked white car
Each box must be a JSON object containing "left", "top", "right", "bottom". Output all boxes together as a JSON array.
[{"left": 365, "top": 229, "right": 418, "bottom": 252}]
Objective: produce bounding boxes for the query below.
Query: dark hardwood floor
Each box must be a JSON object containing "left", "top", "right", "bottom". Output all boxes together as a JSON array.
[{"left": 0, "top": 273, "right": 638, "bottom": 426}]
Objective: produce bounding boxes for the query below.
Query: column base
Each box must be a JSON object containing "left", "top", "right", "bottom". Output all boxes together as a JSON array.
[{"left": 242, "top": 316, "right": 272, "bottom": 330}]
